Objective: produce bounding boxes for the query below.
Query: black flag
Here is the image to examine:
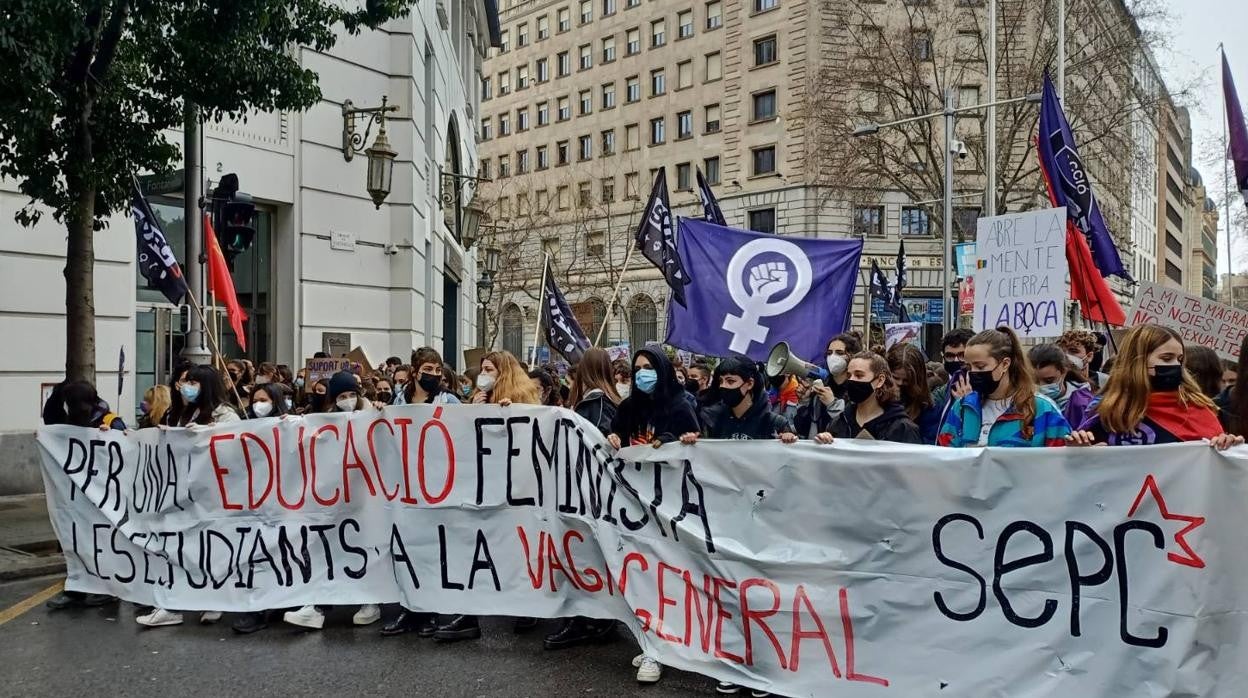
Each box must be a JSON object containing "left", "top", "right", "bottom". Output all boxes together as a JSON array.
[
  {"left": 892, "top": 240, "right": 910, "bottom": 322},
  {"left": 696, "top": 168, "right": 726, "bottom": 226},
  {"left": 635, "top": 168, "right": 691, "bottom": 307},
  {"left": 541, "top": 262, "right": 591, "bottom": 363},
  {"left": 869, "top": 260, "right": 892, "bottom": 302},
  {"left": 132, "top": 180, "right": 188, "bottom": 305}
]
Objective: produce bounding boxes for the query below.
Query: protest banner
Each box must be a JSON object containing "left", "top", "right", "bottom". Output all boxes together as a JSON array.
[
  {"left": 958, "top": 277, "right": 975, "bottom": 317},
  {"left": 606, "top": 343, "right": 631, "bottom": 362},
  {"left": 304, "top": 357, "right": 354, "bottom": 384},
  {"left": 37, "top": 408, "right": 1247, "bottom": 697},
  {"left": 1127, "top": 280, "right": 1248, "bottom": 360},
  {"left": 884, "top": 322, "right": 923, "bottom": 350},
  {"left": 974, "top": 208, "right": 1068, "bottom": 337}
]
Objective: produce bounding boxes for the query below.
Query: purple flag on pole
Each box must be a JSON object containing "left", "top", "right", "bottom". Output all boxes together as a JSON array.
[
  {"left": 1224, "top": 52, "right": 1248, "bottom": 210},
  {"left": 1037, "top": 73, "right": 1131, "bottom": 281},
  {"left": 665, "top": 220, "right": 863, "bottom": 362}
]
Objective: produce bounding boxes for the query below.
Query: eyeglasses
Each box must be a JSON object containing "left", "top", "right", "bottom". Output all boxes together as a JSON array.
[{"left": 942, "top": 352, "right": 965, "bottom": 361}]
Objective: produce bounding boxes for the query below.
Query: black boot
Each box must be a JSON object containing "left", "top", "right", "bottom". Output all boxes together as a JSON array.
[
  {"left": 433, "top": 614, "right": 481, "bottom": 642},
  {"left": 45, "top": 591, "right": 85, "bottom": 610},
  {"left": 417, "top": 614, "right": 440, "bottom": 638},
  {"left": 232, "top": 611, "right": 269, "bottom": 634},
  {"left": 381, "top": 610, "right": 433, "bottom": 637},
  {"left": 513, "top": 616, "right": 539, "bottom": 633},
  {"left": 544, "top": 617, "right": 615, "bottom": 650},
  {"left": 82, "top": 594, "right": 117, "bottom": 607}
]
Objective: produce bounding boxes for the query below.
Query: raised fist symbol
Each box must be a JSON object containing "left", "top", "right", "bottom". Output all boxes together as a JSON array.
[{"left": 748, "top": 261, "right": 789, "bottom": 300}]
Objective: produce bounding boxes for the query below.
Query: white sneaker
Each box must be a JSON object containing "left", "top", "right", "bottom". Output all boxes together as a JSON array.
[
  {"left": 716, "top": 682, "right": 741, "bottom": 694},
  {"left": 199, "top": 611, "right": 222, "bottom": 624},
  {"left": 631, "top": 653, "right": 645, "bottom": 668},
  {"left": 136, "top": 608, "right": 183, "bottom": 627},
  {"left": 750, "top": 691, "right": 772, "bottom": 697},
  {"left": 283, "top": 605, "right": 325, "bottom": 629},
  {"left": 352, "top": 604, "right": 381, "bottom": 626},
  {"left": 636, "top": 656, "right": 662, "bottom": 683}
]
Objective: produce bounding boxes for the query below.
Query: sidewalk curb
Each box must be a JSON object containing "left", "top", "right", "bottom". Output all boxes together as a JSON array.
[{"left": 0, "top": 554, "right": 65, "bottom": 582}]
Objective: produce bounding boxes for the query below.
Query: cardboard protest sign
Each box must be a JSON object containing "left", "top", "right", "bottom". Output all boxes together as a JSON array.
[
  {"left": 463, "top": 347, "right": 489, "bottom": 371},
  {"left": 304, "top": 357, "right": 354, "bottom": 384},
  {"left": 884, "top": 322, "right": 923, "bottom": 350},
  {"left": 37, "top": 408, "right": 1248, "bottom": 697},
  {"left": 1128, "top": 281, "right": 1248, "bottom": 360},
  {"left": 974, "top": 208, "right": 1068, "bottom": 337},
  {"left": 346, "top": 346, "right": 373, "bottom": 374}
]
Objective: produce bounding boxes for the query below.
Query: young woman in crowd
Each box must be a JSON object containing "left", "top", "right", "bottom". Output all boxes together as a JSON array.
[
  {"left": 1068, "top": 325, "right": 1241, "bottom": 449},
  {"left": 137, "top": 385, "right": 171, "bottom": 429},
  {"left": 612, "top": 360, "right": 632, "bottom": 400},
  {"left": 1027, "top": 344, "right": 1096, "bottom": 430},
  {"left": 1183, "top": 346, "right": 1224, "bottom": 399},
  {"left": 284, "top": 371, "right": 381, "bottom": 631},
  {"left": 1057, "top": 329, "right": 1099, "bottom": 373},
  {"left": 794, "top": 332, "right": 860, "bottom": 439},
  {"left": 886, "top": 343, "right": 941, "bottom": 443},
  {"left": 937, "top": 327, "right": 1072, "bottom": 447},
  {"left": 529, "top": 368, "right": 562, "bottom": 407},
  {"left": 817, "top": 352, "right": 922, "bottom": 444},
  {"left": 542, "top": 348, "right": 622, "bottom": 652},
  {"left": 372, "top": 375, "right": 396, "bottom": 407},
  {"left": 138, "top": 365, "right": 237, "bottom": 628}
]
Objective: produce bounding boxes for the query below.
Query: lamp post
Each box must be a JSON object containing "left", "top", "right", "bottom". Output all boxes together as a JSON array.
[
  {"left": 476, "top": 245, "right": 502, "bottom": 346},
  {"left": 341, "top": 96, "right": 400, "bottom": 208},
  {"left": 440, "top": 168, "right": 491, "bottom": 248},
  {"left": 852, "top": 91, "right": 1042, "bottom": 331}
]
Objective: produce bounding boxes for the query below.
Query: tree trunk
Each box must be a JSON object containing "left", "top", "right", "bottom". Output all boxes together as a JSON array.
[{"left": 64, "top": 182, "right": 96, "bottom": 385}]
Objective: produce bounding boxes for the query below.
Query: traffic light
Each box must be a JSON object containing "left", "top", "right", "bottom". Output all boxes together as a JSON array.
[{"left": 210, "top": 173, "right": 256, "bottom": 269}]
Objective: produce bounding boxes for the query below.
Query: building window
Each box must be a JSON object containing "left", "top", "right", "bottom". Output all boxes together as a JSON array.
[
  {"left": 480, "top": 158, "right": 491, "bottom": 179},
  {"left": 517, "top": 65, "right": 530, "bottom": 89},
  {"left": 958, "top": 85, "right": 981, "bottom": 108},
  {"left": 953, "top": 207, "right": 981, "bottom": 240},
  {"left": 498, "top": 113, "right": 510, "bottom": 136},
  {"left": 754, "top": 35, "right": 778, "bottom": 66},
  {"left": 748, "top": 208, "right": 777, "bottom": 233},
  {"left": 650, "top": 117, "right": 666, "bottom": 144},
  {"left": 704, "top": 156, "right": 720, "bottom": 185},
  {"left": 516, "top": 149, "right": 530, "bottom": 174},
  {"left": 678, "top": 10, "right": 694, "bottom": 38},
  {"left": 601, "top": 177, "right": 616, "bottom": 203},
  {"left": 578, "top": 181, "right": 593, "bottom": 207},
  {"left": 853, "top": 206, "right": 884, "bottom": 236},
  {"left": 498, "top": 71, "right": 510, "bottom": 95},
  {"left": 537, "top": 15, "right": 550, "bottom": 40},
  {"left": 602, "top": 36, "right": 616, "bottom": 62},
  {"left": 751, "top": 145, "right": 776, "bottom": 175},
  {"left": 754, "top": 0, "right": 778, "bottom": 12},
  {"left": 537, "top": 145, "right": 549, "bottom": 170},
  {"left": 626, "top": 172, "right": 640, "bottom": 199},
  {"left": 557, "top": 185, "right": 570, "bottom": 209},
  {"left": 499, "top": 29, "right": 510, "bottom": 53},
  {"left": 580, "top": 44, "right": 593, "bottom": 70},
  {"left": 537, "top": 101, "right": 550, "bottom": 126},
  {"left": 481, "top": 76, "right": 492, "bottom": 100},
  {"left": 677, "top": 110, "right": 693, "bottom": 139},
  {"left": 603, "top": 0, "right": 617, "bottom": 15},
  {"left": 627, "top": 28, "right": 641, "bottom": 55},
  {"left": 557, "top": 96, "right": 571, "bottom": 121},
  {"left": 498, "top": 155, "right": 510, "bottom": 178},
  {"left": 1166, "top": 259, "right": 1183, "bottom": 283},
  {"left": 626, "top": 123, "right": 640, "bottom": 150},
  {"left": 651, "top": 68, "right": 665, "bottom": 96},
  {"left": 480, "top": 118, "right": 492, "bottom": 140},
  {"left": 677, "top": 60, "right": 693, "bottom": 89},
  {"left": 502, "top": 304, "right": 524, "bottom": 357},
  {"left": 580, "top": 89, "right": 592, "bottom": 115},
  {"left": 557, "top": 140, "right": 570, "bottom": 166},
  {"left": 626, "top": 75, "right": 641, "bottom": 102},
  {"left": 602, "top": 82, "right": 616, "bottom": 109},
  {"left": 517, "top": 108, "right": 529, "bottom": 131},
  {"left": 676, "top": 162, "right": 692, "bottom": 190},
  {"left": 956, "top": 31, "right": 980, "bottom": 61},
  {"left": 558, "top": 7, "right": 571, "bottom": 32},
  {"left": 626, "top": 0, "right": 639, "bottom": 7},
  {"left": 752, "top": 89, "right": 777, "bottom": 121},
  {"left": 580, "top": 0, "right": 593, "bottom": 24},
  {"left": 536, "top": 58, "right": 550, "bottom": 82},
  {"left": 557, "top": 51, "right": 571, "bottom": 77},
  {"left": 704, "top": 103, "right": 721, "bottom": 133},
  {"left": 572, "top": 298, "right": 608, "bottom": 344},
  {"left": 517, "top": 22, "right": 529, "bottom": 47},
  {"left": 901, "top": 206, "right": 931, "bottom": 236},
  {"left": 651, "top": 19, "right": 666, "bottom": 47},
  {"left": 705, "top": 51, "right": 722, "bottom": 81},
  {"left": 579, "top": 134, "right": 593, "bottom": 161},
  {"left": 912, "top": 31, "right": 934, "bottom": 61},
  {"left": 602, "top": 129, "right": 616, "bottom": 155},
  {"left": 629, "top": 295, "right": 658, "bottom": 347}
]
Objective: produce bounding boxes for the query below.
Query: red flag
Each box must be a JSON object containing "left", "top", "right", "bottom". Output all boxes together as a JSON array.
[{"left": 203, "top": 215, "right": 248, "bottom": 351}]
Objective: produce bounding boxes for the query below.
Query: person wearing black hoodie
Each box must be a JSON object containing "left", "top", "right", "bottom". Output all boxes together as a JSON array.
[
  {"left": 607, "top": 348, "right": 700, "bottom": 450},
  {"left": 686, "top": 356, "right": 796, "bottom": 444},
  {"left": 820, "top": 352, "right": 922, "bottom": 444}
]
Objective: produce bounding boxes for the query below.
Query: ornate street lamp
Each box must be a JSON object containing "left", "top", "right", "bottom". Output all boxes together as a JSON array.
[
  {"left": 342, "top": 96, "right": 399, "bottom": 208},
  {"left": 439, "top": 167, "right": 491, "bottom": 248}
]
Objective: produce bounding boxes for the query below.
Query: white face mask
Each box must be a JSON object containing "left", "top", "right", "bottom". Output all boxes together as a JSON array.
[
  {"left": 476, "top": 374, "right": 497, "bottom": 392},
  {"left": 252, "top": 401, "right": 274, "bottom": 417},
  {"left": 1066, "top": 353, "right": 1086, "bottom": 370},
  {"left": 616, "top": 382, "right": 632, "bottom": 398},
  {"left": 826, "top": 354, "right": 848, "bottom": 377},
  {"left": 336, "top": 397, "right": 358, "bottom": 412}
]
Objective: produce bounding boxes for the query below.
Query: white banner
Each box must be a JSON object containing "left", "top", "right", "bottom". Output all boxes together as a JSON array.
[
  {"left": 1128, "top": 280, "right": 1248, "bottom": 360},
  {"left": 974, "top": 208, "right": 1068, "bottom": 337},
  {"left": 37, "top": 406, "right": 1248, "bottom": 697}
]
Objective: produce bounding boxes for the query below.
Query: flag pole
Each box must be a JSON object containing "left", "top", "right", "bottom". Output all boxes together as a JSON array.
[
  {"left": 183, "top": 287, "right": 245, "bottom": 407},
  {"left": 1223, "top": 45, "right": 1236, "bottom": 281},
  {"left": 530, "top": 255, "right": 550, "bottom": 366},
  {"left": 597, "top": 243, "right": 637, "bottom": 346}
]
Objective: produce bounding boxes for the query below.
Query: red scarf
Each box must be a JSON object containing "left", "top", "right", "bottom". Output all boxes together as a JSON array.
[{"left": 1146, "top": 392, "right": 1223, "bottom": 441}]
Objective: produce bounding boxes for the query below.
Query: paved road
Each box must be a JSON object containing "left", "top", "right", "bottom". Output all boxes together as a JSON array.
[{"left": 0, "top": 575, "right": 723, "bottom": 697}]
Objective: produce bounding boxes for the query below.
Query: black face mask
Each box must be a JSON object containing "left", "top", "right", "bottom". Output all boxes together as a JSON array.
[
  {"left": 1150, "top": 364, "right": 1183, "bottom": 392},
  {"left": 968, "top": 369, "right": 1001, "bottom": 397},
  {"left": 845, "top": 379, "right": 876, "bottom": 404},
  {"left": 418, "top": 373, "right": 442, "bottom": 395},
  {"left": 719, "top": 386, "right": 747, "bottom": 409},
  {"left": 944, "top": 361, "right": 964, "bottom": 378},
  {"left": 310, "top": 394, "right": 326, "bottom": 411},
  {"left": 685, "top": 378, "right": 701, "bottom": 394},
  {"left": 377, "top": 391, "right": 394, "bottom": 404}
]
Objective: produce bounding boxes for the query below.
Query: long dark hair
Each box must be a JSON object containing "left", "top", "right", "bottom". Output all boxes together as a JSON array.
[
  {"left": 570, "top": 347, "right": 621, "bottom": 406},
  {"left": 885, "top": 343, "right": 933, "bottom": 420},
  {"left": 247, "top": 383, "right": 290, "bottom": 419},
  {"left": 529, "top": 368, "right": 561, "bottom": 407},
  {"left": 1183, "top": 345, "right": 1223, "bottom": 399},
  {"left": 171, "top": 364, "right": 230, "bottom": 426},
  {"left": 968, "top": 326, "right": 1037, "bottom": 438},
  {"left": 627, "top": 348, "right": 684, "bottom": 410},
  {"left": 43, "top": 381, "right": 103, "bottom": 427}
]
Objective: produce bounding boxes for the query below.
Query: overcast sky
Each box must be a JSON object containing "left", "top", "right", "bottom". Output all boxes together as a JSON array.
[{"left": 1157, "top": 0, "right": 1248, "bottom": 275}]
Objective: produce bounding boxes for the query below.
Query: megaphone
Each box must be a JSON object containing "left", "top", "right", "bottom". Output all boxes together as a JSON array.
[{"left": 765, "top": 341, "right": 829, "bottom": 381}]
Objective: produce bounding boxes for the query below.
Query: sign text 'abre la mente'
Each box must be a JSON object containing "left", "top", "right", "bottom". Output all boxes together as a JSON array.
[
  {"left": 37, "top": 405, "right": 1248, "bottom": 697},
  {"left": 974, "top": 208, "right": 1068, "bottom": 337}
]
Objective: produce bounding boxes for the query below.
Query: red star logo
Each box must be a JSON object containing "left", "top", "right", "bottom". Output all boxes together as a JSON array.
[{"left": 1127, "top": 474, "right": 1206, "bottom": 569}]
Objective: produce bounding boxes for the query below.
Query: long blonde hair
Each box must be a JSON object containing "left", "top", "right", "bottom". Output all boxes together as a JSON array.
[
  {"left": 569, "top": 347, "right": 622, "bottom": 406},
  {"left": 479, "top": 351, "right": 541, "bottom": 405},
  {"left": 968, "top": 326, "right": 1038, "bottom": 439},
  {"left": 144, "top": 385, "right": 171, "bottom": 426},
  {"left": 1097, "top": 324, "right": 1214, "bottom": 434}
]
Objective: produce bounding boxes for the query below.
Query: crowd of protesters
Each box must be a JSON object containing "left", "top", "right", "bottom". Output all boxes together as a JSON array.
[{"left": 39, "top": 322, "right": 1248, "bottom": 696}]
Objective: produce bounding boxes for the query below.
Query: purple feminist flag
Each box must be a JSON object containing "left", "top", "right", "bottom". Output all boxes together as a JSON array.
[
  {"left": 1038, "top": 73, "right": 1131, "bottom": 281},
  {"left": 1224, "top": 52, "right": 1248, "bottom": 211},
  {"left": 666, "top": 220, "right": 863, "bottom": 362}
]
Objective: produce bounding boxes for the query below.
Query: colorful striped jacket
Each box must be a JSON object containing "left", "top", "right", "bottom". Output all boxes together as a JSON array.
[{"left": 937, "top": 391, "right": 1072, "bottom": 448}]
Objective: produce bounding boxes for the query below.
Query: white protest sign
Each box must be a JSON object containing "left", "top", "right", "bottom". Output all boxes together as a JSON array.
[
  {"left": 974, "top": 208, "right": 1068, "bottom": 337},
  {"left": 37, "top": 408, "right": 1248, "bottom": 697},
  {"left": 884, "top": 322, "right": 922, "bottom": 350},
  {"left": 1127, "top": 280, "right": 1248, "bottom": 360}
]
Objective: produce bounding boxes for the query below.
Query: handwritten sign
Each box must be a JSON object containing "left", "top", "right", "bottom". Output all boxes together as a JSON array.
[
  {"left": 304, "top": 357, "right": 355, "bottom": 384},
  {"left": 973, "top": 208, "right": 1068, "bottom": 337},
  {"left": 1128, "top": 281, "right": 1248, "bottom": 360}
]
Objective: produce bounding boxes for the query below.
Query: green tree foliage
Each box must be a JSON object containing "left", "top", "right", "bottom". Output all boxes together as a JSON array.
[{"left": 0, "top": 0, "right": 414, "bottom": 382}]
